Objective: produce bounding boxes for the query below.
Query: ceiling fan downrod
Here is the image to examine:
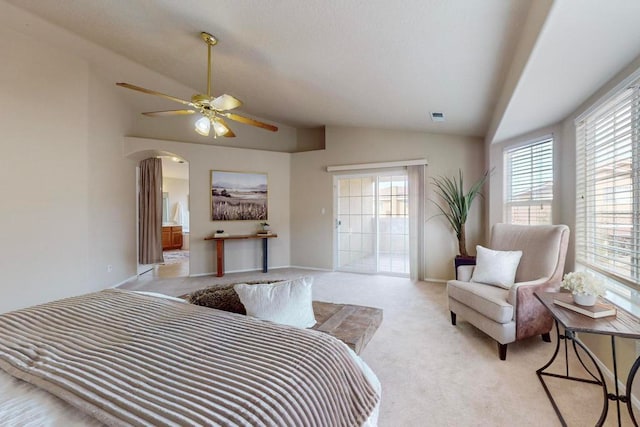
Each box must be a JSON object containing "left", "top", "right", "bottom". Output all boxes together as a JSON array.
[{"left": 200, "top": 32, "right": 217, "bottom": 98}]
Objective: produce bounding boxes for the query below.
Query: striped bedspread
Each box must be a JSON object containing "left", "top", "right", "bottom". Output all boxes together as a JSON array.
[{"left": 0, "top": 289, "right": 379, "bottom": 426}]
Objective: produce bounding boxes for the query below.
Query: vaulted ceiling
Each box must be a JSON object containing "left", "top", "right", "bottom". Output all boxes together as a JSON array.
[{"left": 7, "top": 0, "right": 640, "bottom": 143}]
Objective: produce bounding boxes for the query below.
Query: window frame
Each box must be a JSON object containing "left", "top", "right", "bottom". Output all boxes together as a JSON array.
[
  {"left": 575, "top": 76, "right": 640, "bottom": 295},
  {"left": 503, "top": 136, "right": 554, "bottom": 225}
]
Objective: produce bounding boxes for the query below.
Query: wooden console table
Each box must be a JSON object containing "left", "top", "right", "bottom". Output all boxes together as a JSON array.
[
  {"left": 204, "top": 234, "right": 277, "bottom": 277},
  {"left": 535, "top": 291, "right": 640, "bottom": 426}
]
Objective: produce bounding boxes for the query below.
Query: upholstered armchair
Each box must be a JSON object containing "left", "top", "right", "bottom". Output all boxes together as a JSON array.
[{"left": 447, "top": 223, "right": 569, "bottom": 360}]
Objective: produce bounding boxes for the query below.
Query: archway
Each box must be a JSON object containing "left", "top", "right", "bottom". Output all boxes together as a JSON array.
[{"left": 128, "top": 149, "right": 190, "bottom": 279}]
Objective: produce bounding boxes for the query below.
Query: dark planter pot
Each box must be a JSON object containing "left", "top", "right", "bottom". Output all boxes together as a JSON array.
[{"left": 454, "top": 255, "right": 476, "bottom": 280}]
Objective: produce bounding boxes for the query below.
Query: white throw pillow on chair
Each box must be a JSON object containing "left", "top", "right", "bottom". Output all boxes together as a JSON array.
[{"left": 470, "top": 245, "right": 522, "bottom": 289}]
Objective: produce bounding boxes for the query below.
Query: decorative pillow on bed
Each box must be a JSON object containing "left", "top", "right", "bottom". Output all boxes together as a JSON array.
[
  {"left": 470, "top": 245, "right": 522, "bottom": 289},
  {"left": 234, "top": 277, "right": 317, "bottom": 328},
  {"left": 188, "top": 285, "right": 247, "bottom": 314},
  {"left": 186, "top": 280, "right": 284, "bottom": 314}
]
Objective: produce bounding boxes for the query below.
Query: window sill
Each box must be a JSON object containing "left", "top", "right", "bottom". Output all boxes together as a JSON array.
[
  {"left": 604, "top": 291, "right": 640, "bottom": 319},
  {"left": 575, "top": 263, "right": 640, "bottom": 319}
]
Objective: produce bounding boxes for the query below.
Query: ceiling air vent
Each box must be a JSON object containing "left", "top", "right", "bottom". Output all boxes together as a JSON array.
[{"left": 430, "top": 112, "right": 445, "bottom": 122}]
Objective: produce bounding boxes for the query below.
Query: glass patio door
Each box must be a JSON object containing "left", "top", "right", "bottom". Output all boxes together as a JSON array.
[{"left": 336, "top": 173, "right": 409, "bottom": 275}]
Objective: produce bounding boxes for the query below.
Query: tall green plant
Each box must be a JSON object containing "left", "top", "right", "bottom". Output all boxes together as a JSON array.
[{"left": 431, "top": 169, "right": 489, "bottom": 257}]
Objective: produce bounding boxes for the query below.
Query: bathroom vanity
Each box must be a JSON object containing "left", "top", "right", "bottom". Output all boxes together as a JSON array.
[{"left": 162, "top": 225, "right": 183, "bottom": 250}]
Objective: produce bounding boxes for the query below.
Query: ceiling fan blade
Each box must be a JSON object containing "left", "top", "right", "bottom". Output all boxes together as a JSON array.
[
  {"left": 142, "top": 110, "right": 196, "bottom": 117},
  {"left": 212, "top": 94, "right": 243, "bottom": 111},
  {"left": 223, "top": 128, "right": 236, "bottom": 138},
  {"left": 221, "top": 113, "right": 278, "bottom": 132},
  {"left": 116, "top": 82, "right": 193, "bottom": 106}
]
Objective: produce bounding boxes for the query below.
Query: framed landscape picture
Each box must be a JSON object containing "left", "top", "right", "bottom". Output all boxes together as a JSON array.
[{"left": 211, "top": 170, "right": 268, "bottom": 221}]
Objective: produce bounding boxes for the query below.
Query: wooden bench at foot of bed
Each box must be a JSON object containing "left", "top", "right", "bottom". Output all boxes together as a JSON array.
[
  {"left": 312, "top": 301, "right": 383, "bottom": 355},
  {"left": 184, "top": 284, "right": 383, "bottom": 355}
]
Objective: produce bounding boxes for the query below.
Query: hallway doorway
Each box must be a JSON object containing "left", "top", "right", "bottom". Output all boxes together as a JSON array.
[
  {"left": 158, "top": 156, "right": 190, "bottom": 278},
  {"left": 136, "top": 155, "right": 190, "bottom": 279}
]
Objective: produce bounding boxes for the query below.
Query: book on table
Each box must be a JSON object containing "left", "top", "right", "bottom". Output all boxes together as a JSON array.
[{"left": 552, "top": 293, "right": 616, "bottom": 318}]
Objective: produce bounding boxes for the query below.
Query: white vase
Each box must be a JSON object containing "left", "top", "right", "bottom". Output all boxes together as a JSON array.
[{"left": 573, "top": 293, "right": 597, "bottom": 306}]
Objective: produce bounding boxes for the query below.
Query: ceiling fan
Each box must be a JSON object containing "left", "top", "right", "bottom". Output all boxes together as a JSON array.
[{"left": 116, "top": 32, "right": 278, "bottom": 138}]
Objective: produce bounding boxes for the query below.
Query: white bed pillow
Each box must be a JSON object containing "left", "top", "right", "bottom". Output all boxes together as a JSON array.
[
  {"left": 234, "top": 277, "right": 316, "bottom": 328},
  {"left": 470, "top": 245, "right": 522, "bottom": 289}
]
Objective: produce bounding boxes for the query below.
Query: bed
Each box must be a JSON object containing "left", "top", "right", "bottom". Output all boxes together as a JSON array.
[{"left": 0, "top": 289, "right": 380, "bottom": 426}]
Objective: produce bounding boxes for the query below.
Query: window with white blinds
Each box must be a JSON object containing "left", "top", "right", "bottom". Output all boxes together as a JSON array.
[
  {"left": 504, "top": 137, "right": 553, "bottom": 225},
  {"left": 576, "top": 78, "right": 640, "bottom": 291}
]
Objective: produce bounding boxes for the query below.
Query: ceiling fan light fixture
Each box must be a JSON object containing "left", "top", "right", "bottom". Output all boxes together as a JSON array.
[
  {"left": 195, "top": 116, "right": 211, "bottom": 136},
  {"left": 212, "top": 117, "right": 230, "bottom": 137}
]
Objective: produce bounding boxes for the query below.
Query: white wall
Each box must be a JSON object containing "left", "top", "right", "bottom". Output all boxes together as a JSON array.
[
  {"left": 0, "top": 26, "right": 89, "bottom": 313},
  {"left": 0, "top": 3, "right": 138, "bottom": 313},
  {"left": 87, "top": 69, "right": 137, "bottom": 289},
  {"left": 124, "top": 137, "right": 292, "bottom": 276},
  {"left": 290, "top": 126, "right": 485, "bottom": 280}
]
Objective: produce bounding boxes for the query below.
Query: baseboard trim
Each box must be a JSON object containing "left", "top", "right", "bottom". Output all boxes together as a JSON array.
[
  {"left": 288, "top": 265, "right": 333, "bottom": 272},
  {"left": 110, "top": 275, "right": 138, "bottom": 288},
  {"left": 189, "top": 265, "right": 293, "bottom": 278},
  {"left": 189, "top": 266, "right": 432, "bottom": 277},
  {"left": 189, "top": 272, "right": 215, "bottom": 278},
  {"left": 423, "top": 277, "right": 447, "bottom": 284}
]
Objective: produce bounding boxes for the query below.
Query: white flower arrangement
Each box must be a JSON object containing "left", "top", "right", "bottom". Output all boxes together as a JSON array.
[{"left": 561, "top": 271, "right": 606, "bottom": 297}]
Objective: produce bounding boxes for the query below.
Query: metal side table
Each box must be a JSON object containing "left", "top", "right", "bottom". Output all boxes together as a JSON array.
[{"left": 535, "top": 291, "right": 640, "bottom": 426}]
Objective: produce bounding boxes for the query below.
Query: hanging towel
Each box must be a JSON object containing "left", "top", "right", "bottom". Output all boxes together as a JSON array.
[{"left": 173, "top": 201, "right": 184, "bottom": 225}]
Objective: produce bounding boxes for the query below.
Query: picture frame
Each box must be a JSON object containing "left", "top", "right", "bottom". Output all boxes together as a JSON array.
[{"left": 210, "top": 170, "right": 268, "bottom": 221}]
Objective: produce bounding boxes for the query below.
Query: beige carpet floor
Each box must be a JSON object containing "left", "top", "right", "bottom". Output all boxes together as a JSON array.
[{"left": 120, "top": 268, "right": 634, "bottom": 426}]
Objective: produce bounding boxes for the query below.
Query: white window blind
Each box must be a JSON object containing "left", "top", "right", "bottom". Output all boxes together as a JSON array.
[
  {"left": 504, "top": 137, "right": 553, "bottom": 225},
  {"left": 576, "top": 78, "right": 640, "bottom": 291}
]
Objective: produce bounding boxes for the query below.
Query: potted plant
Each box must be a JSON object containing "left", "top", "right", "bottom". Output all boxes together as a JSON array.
[
  {"left": 561, "top": 271, "right": 606, "bottom": 306},
  {"left": 431, "top": 169, "right": 489, "bottom": 263}
]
